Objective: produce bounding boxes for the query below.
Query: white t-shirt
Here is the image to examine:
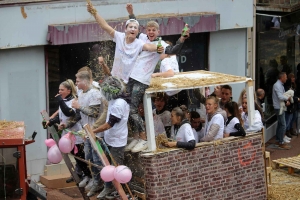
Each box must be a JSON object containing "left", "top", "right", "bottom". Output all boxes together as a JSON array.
[
  {"left": 192, "top": 128, "right": 200, "bottom": 143},
  {"left": 78, "top": 88, "right": 103, "bottom": 137},
  {"left": 224, "top": 117, "right": 240, "bottom": 134},
  {"left": 59, "top": 98, "right": 83, "bottom": 144},
  {"left": 104, "top": 98, "right": 130, "bottom": 147},
  {"left": 242, "top": 110, "right": 263, "bottom": 132},
  {"left": 130, "top": 40, "right": 169, "bottom": 85},
  {"left": 153, "top": 114, "right": 165, "bottom": 136},
  {"left": 153, "top": 109, "right": 171, "bottom": 127},
  {"left": 204, "top": 113, "right": 224, "bottom": 140},
  {"left": 171, "top": 123, "right": 195, "bottom": 142},
  {"left": 111, "top": 31, "right": 145, "bottom": 84}
]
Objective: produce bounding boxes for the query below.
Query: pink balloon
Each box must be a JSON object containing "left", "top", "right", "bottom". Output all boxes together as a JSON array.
[
  {"left": 58, "top": 135, "right": 74, "bottom": 153},
  {"left": 100, "top": 165, "right": 116, "bottom": 182},
  {"left": 45, "top": 139, "right": 56, "bottom": 147},
  {"left": 113, "top": 165, "right": 132, "bottom": 184},
  {"left": 48, "top": 145, "right": 62, "bottom": 164}
]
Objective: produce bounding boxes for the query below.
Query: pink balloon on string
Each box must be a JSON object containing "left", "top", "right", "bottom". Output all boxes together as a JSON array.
[
  {"left": 100, "top": 165, "right": 116, "bottom": 182},
  {"left": 45, "top": 139, "right": 56, "bottom": 147},
  {"left": 48, "top": 145, "right": 62, "bottom": 164},
  {"left": 58, "top": 133, "right": 76, "bottom": 153},
  {"left": 114, "top": 165, "right": 132, "bottom": 184}
]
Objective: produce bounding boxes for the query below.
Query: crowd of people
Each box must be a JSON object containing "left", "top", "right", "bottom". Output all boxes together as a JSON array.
[{"left": 43, "top": 2, "right": 268, "bottom": 199}]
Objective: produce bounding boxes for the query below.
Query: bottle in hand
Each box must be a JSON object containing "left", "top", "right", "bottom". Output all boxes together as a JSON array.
[{"left": 157, "top": 37, "right": 162, "bottom": 54}]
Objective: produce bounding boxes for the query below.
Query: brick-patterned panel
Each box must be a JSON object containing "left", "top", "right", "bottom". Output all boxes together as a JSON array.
[{"left": 141, "top": 134, "right": 267, "bottom": 200}]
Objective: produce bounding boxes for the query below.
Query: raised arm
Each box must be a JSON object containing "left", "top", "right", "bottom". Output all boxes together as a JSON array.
[
  {"left": 126, "top": 3, "right": 136, "bottom": 19},
  {"left": 87, "top": 2, "right": 115, "bottom": 38},
  {"left": 98, "top": 56, "right": 111, "bottom": 76},
  {"left": 143, "top": 43, "right": 164, "bottom": 52}
]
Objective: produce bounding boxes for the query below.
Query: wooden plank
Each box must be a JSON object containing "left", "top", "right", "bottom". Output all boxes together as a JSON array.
[
  {"left": 83, "top": 124, "right": 129, "bottom": 200},
  {"left": 40, "top": 110, "right": 90, "bottom": 200},
  {"left": 288, "top": 167, "right": 295, "bottom": 174}
]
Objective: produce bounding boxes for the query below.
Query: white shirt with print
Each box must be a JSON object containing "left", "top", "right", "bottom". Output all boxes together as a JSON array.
[
  {"left": 111, "top": 31, "right": 145, "bottom": 84},
  {"left": 104, "top": 98, "right": 130, "bottom": 147},
  {"left": 78, "top": 88, "right": 103, "bottom": 137}
]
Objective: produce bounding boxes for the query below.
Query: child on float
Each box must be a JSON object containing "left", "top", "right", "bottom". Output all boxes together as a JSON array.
[
  {"left": 200, "top": 96, "right": 224, "bottom": 142},
  {"left": 71, "top": 71, "right": 104, "bottom": 197},
  {"left": 46, "top": 79, "right": 91, "bottom": 187},
  {"left": 223, "top": 101, "right": 246, "bottom": 137},
  {"left": 92, "top": 76, "right": 130, "bottom": 199},
  {"left": 163, "top": 106, "right": 195, "bottom": 149},
  {"left": 241, "top": 97, "right": 264, "bottom": 132}
]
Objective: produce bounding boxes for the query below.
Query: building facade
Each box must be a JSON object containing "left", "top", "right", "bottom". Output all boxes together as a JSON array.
[{"left": 0, "top": 0, "right": 254, "bottom": 180}]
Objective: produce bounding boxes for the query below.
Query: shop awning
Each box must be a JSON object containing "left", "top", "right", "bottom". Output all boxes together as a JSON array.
[{"left": 47, "top": 12, "right": 220, "bottom": 45}]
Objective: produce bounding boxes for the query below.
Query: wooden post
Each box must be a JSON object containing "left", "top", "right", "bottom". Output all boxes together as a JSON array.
[
  {"left": 143, "top": 93, "right": 156, "bottom": 151},
  {"left": 246, "top": 80, "right": 255, "bottom": 126}
]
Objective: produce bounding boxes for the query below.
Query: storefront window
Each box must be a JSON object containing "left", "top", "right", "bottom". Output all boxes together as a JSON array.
[{"left": 256, "top": 14, "right": 299, "bottom": 123}]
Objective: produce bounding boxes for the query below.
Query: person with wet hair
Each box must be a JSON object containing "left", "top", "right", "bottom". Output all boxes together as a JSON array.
[
  {"left": 200, "top": 96, "right": 224, "bottom": 142},
  {"left": 223, "top": 101, "right": 246, "bottom": 137},
  {"left": 163, "top": 106, "right": 195, "bottom": 150}
]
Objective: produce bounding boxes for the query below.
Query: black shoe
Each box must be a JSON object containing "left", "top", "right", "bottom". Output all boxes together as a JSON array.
[
  {"left": 290, "top": 129, "right": 298, "bottom": 136},
  {"left": 66, "top": 176, "right": 74, "bottom": 183},
  {"left": 286, "top": 131, "right": 293, "bottom": 138}
]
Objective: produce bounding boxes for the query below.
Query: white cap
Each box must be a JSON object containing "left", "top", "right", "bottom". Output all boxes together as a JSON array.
[{"left": 125, "top": 19, "right": 139, "bottom": 27}]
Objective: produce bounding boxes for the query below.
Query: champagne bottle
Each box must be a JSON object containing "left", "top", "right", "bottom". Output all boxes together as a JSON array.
[
  {"left": 157, "top": 37, "right": 162, "bottom": 54},
  {"left": 42, "top": 119, "right": 47, "bottom": 129},
  {"left": 182, "top": 24, "right": 189, "bottom": 37}
]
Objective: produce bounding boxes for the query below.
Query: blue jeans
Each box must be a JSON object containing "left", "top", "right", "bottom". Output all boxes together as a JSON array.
[
  {"left": 285, "top": 111, "right": 294, "bottom": 131},
  {"left": 84, "top": 139, "right": 103, "bottom": 183},
  {"left": 275, "top": 109, "right": 286, "bottom": 144}
]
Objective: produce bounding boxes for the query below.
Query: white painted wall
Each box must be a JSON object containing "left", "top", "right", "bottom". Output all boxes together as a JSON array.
[
  {"left": 209, "top": 28, "right": 247, "bottom": 101},
  {"left": 0, "top": 47, "right": 47, "bottom": 181},
  {"left": 0, "top": 0, "right": 253, "bottom": 49}
]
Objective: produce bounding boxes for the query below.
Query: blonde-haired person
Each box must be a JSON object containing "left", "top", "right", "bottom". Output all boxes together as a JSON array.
[
  {"left": 71, "top": 71, "right": 104, "bottom": 197},
  {"left": 241, "top": 97, "right": 264, "bottom": 133},
  {"left": 46, "top": 79, "right": 92, "bottom": 188},
  {"left": 124, "top": 4, "right": 190, "bottom": 153},
  {"left": 200, "top": 96, "right": 224, "bottom": 142}
]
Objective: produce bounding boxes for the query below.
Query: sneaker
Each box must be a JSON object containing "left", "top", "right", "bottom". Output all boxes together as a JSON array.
[
  {"left": 66, "top": 176, "right": 74, "bottom": 183},
  {"left": 97, "top": 186, "right": 115, "bottom": 199},
  {"left": 85, "top": 178, "right": 94, "bottom": 191},
  {"left": 284, "top": 136, "right": 291, "bottom": 141},
  {"left": 131, "top": 139, "right": 148, "bottom": 153},
  {"left": 79, "top": 176, "right": 90, "bottom": 187},
  {"left": 290, "top": 129, "right": 298, "bottom": 136},
  {"left": 283, "top": 138, "right": 290, "bottom": 143},
  {"left": 125, "top": 139, "right": 139, "bottom": 152},
  {"left": 105, "top": 190, "right": 118, "bottom": 199},
  {"left": 286, "top": 131, "right": 293, "bottom": 138},
  {"left": 87, "top": 182, "right": 103, "bottom": 197},
  {"left": 278, "top": 143, "right": 291, "bottom": 150}
]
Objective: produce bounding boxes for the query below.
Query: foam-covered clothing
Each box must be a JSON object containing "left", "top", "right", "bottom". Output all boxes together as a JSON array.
[{"left": 111, "top": 31, "right": 145, "bottom": 84}]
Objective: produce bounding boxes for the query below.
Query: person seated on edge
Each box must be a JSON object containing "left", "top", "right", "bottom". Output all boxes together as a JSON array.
[
  {"left": 190, "top": 111, "right": 203, "bottom": 143},
  {"left": 200, "top": 96, "right": 224, "bottom": 142},
  {"left": 241, "top": 97, "right": 264, "bottom": 132},
  {"left": 223, "top": 101, "right": 246, "bottom": 137},
  {"left": 256, "top": 88, "right": 265, "bottom": 108},
  {"left": 92, "top": 76, "right": 130, "bottom": 199},
  {"left": 163, "top": 106, "right": 196, "bottom": 150}
]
